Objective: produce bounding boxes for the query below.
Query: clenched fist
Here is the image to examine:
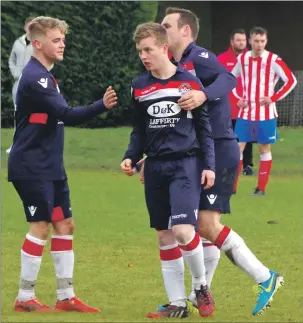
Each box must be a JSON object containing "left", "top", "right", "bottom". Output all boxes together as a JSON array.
[{"left": 120, "top": 159, "right": 134, "bottom": 176}]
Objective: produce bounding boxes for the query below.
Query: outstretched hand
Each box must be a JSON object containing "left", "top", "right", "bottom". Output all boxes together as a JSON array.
[{"left": 103, "top": 86, "right": 117, "bottom": 109}]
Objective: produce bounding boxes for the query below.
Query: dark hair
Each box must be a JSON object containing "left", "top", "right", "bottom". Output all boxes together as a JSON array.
[
  {"left": 25, "top": 16, "right": 36, "bottom": 25},
  {"left": 230, "top": 28, "right": 246, "bottom": 40},
  {"left": 250, "top": 26, "right": 268, "bottom": 37},
  {"left": 165, "top": 7, "right": 199, "bottom": 41}
]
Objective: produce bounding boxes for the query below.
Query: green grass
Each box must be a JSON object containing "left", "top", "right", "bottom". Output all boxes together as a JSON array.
[{"left": 1, "top": 127, "right": 303, "bottom": 322}]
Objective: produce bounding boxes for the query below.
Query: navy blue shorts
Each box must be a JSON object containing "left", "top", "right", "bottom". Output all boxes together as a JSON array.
[
  {"left": 200, "top": 139, "right": 240, "bottom": 214},
  {"left": 144, "top": 155, "right": 201, "bottom": 230},
  {"left": 12, "top": 179, "right": 72, "bottom": 222}
]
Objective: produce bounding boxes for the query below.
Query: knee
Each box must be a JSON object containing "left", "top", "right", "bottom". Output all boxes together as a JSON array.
[
  {"left": 67, "top": 220, "right": 75, "bottom": 235},
  {"left": 172, "top": 224, "right": 195, "bottom": 245},
  {"left": 157, "top": 229, "right": 176, "bottom": 247},
  {"left": 198, "top": 223, "right": 211, "bottom": 240},
  {"left": 53, "top": 218, "right": 75, "bottom": 235},
  {"left": 29, "top": 222, "right": 51, "bottom": 240},
  {"left": 198, "top": 211, "right": 221, "bottom": 241}
]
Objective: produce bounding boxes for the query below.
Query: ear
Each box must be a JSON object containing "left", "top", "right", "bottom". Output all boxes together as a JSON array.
[
  {"left": 163, "top": 43, "right": 168, "bottom": 54},
  {"left": 33, "top": 39, "right": 42, "bottom": 49},
  {"left": 183, "top": 25, "right": 190, "bottom": 37}
]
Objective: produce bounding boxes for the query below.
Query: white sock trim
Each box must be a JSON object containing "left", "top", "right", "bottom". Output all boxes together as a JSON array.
[
  {"left": 260, "top": 152, "right": 272, "bottom": 161},
  {"left": 17, "top": 289, "right": 35, "bottom": 302},
  {"left": 56, "top": 288, "right": 75, "bottom": 301},
  {"left": 21, "top": 250, "right": 42, "bottom": 258},
  {"left": 159, "top": 243, "right": 178, "bottom": 250},
  {"left": 170, "top": 300, "right": 187, "bottom": 307},
  {"left": 51, "top": 250, "right": 73, "bottom": 254},
  {"left": 259, "top": 270, "right": 271, "bottom": 284},
  {"left": 25, "top": 233, "right": 47, "bottom": 246},
  {"left": 51, "top": 235, "right": 73, "bottom": 240}
]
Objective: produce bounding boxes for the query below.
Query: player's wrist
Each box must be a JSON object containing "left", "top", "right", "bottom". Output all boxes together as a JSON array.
[
  {"left": 202, "top": 167, "right": 215, "bottom": 173},
  {"left": 270, "top": 95, "right": 276, "bottom": 103},
  {"left": 200, "top": 90, "right": 208, "bottom": 100},
  {"left": 122, "top": 156, "right": 138, "bottom": 167}
]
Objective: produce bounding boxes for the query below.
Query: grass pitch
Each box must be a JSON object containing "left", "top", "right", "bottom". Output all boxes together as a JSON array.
[{"left": 1, "top": 127, "right": 303, "bottom": 322}]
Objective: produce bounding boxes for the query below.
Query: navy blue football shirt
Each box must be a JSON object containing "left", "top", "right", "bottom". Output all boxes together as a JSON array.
[
  {"left": 123, "top": 66, "right": 215, "bottom": 172},
  {"left": 8, "top": 57, "right": 108, "bottom": 181}
]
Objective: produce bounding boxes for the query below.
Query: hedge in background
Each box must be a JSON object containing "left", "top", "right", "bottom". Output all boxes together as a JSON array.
[{"left": 1, "top": 1, "right": 158, "bottom": 128}]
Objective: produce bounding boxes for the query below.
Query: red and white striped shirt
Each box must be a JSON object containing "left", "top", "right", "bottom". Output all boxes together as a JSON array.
[{"left": 232, "top": 50, "right": 297, "bottom": 121}]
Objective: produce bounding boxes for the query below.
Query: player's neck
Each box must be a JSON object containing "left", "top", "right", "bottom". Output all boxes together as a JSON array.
[
  {"left": 251, "top": 50, "right": 265, "bottom": 58},
  {"left": 171, "top": 39, "right": 192, "bottom": 62},
  {"left": 34, "top": 53, "right": 55, "bottom": 71},
  {"left": 151, "top": 61, "right": 177, "bottom": 80}
]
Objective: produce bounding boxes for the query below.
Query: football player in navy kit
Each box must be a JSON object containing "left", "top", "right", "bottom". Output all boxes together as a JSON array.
[
  {"left": 159, "top": 7, "right": 284, "bottom": 316},
  {"left": 9, "top": 16, "right": 117, "bottom": 312},
  {"left": 121, "top": 22, "right": 216, "bottom": 319}
]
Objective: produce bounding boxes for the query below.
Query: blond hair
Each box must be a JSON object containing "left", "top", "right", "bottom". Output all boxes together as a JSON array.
[
  {"left": 165, "top": 7, "right": 199, "bottom": 41},
  {"left": 133, "top": 22, "right": 168, "bottom": 46},
  {"left": 28, "top": 16, "right": 69, "bottom": 40}
]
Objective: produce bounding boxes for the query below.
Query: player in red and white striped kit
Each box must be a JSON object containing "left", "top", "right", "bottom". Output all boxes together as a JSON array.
[{"left": 232, "top": 26, "right": 297, "bottom": 195}]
